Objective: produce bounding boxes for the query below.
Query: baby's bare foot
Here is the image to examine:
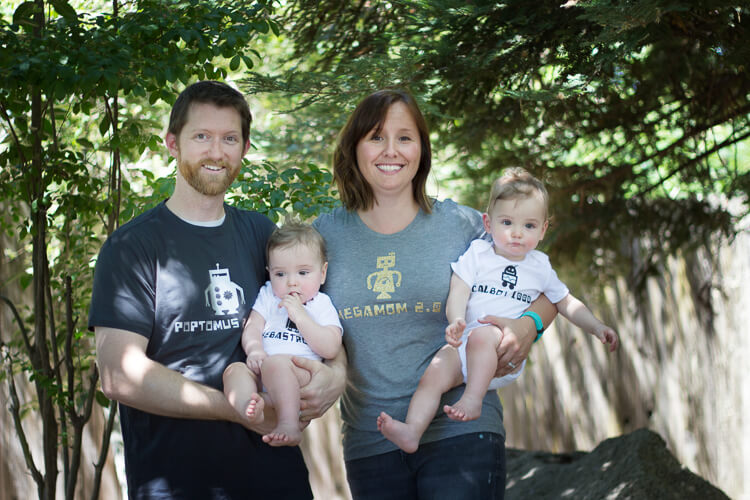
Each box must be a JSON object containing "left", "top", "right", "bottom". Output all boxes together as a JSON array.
[
  {"left": 443, "top": 395, "right": 483, "bottom": 422},
  {"left": 377, "top": 412, "right": 419, "bottom": 454},
  {"left": 262, "top": 424, "right": 302, "bottom": 447},
  {"left": 244, "top": 393, "right": 265, "bottom": 424}
]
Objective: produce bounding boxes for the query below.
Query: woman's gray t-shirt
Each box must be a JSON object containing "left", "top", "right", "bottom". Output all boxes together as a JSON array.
[{"left": 314, "top": 199, "right": 505, "bottom": 461}]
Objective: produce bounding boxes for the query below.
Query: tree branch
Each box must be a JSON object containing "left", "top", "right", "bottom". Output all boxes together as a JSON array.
[
  {"left": 640, "top": 128, "right": 750, "bottom": 197},
  {"left": 44, "top": 252, "right": 70, "bottom": 487},
  {"left": 90, "top": 398, "right": 118, "bottom": 500},
  {"left": 1, "top": 343, "right": 44, "bottom": 490},
  {"left": 0, "top": 102, "right": 29, "bottom": 166},
  {"left": 0, "top": 295, "right": 34, "bottom": 356}
]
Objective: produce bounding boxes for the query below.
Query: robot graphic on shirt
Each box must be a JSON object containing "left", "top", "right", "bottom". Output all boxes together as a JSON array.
[
  {"left": 501, "top": 265, "right": 518, "bottom": 289},
  {"left": 205, "top": 264, "right": 245, "bottom": 315},
  {"left": 367, "top": 252, "right": 402, "bottom": 300}
]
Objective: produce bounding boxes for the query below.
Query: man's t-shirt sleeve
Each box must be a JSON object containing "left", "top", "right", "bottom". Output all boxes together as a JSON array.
[{"left": 88, "top": 235, "right": 155, "bottom": 337}]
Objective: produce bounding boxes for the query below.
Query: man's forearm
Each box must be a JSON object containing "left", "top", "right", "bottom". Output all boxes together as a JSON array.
[{"left": 96, "top": 326, "right": 277, "bottom": 432}]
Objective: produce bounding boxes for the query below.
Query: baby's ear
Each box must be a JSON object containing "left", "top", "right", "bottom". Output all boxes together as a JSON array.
[
  {"left": 320, "top": 262, "right": 329, "bottom": 283},
  {"left": 482, "top": 212, "right": 492, "bottom": 233}
]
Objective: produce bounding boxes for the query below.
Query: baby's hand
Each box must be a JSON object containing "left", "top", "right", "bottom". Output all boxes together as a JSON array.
[
  {"left": 246, "top": 350, "right": 267, "bottom": 375},
  {"left": 445, "top": 318, "right": 466, "bottom": 347},
  {"left": 279, "top": 292, "right": 306, "bottom": 322},
  {"left": 594, "top": 325, "right": 619, "bottom": 352}
]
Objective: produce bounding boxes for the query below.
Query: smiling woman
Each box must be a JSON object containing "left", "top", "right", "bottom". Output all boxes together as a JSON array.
[
  {"left": 331, "top": 89, "right": 433, "bottom": 224},
  {"left": 354, "top": 101, "right": 422, "bottom": 206},
  {"left": 311, "top": 89, "right": 558, "bottom": 499}
]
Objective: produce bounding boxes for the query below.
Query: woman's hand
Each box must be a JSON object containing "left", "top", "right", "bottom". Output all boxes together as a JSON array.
[
  {"left": 480, "top": 293, "right": 558, "bottom": 377},
  {"left": 294, "top": 350, "right": 347, "bottom": 421},
  {"left": 480, "top": 315, "right": 535, "bottom": 376}
]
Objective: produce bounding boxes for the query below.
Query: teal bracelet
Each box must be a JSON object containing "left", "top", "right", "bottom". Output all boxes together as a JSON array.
[{"left": 520, "top": 311, "right": 545, "bottom": 342}]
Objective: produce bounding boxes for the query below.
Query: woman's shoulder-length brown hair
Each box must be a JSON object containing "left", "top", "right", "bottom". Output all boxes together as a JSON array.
[{"left": 332, "top": 89, "right": 433, "bottom": 213}]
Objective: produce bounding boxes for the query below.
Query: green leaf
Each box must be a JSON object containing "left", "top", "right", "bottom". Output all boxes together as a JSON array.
[
  {"left": 148, "top": 135, "right": 162, "bottom": 151},
  {"left": 221, "top": 43, "right": 234, "bottom": 59},
  {"left": 252, "top": 21, "right": 269, "bottom": 34},
  {"left": 165, "top": 66, "right": 176, "bottom": 83},
  {"left": 19, "top": 272, "right": 32, "bottom": 290},
  {"left": 99, "top": 114, "right": 110, "bottom": 136},
  {"left": 49, "top": 0, "right": 78, "bottom": 23},
  {"left": 12, "top": 2, "right": 39, "bottom": 28},
  {"left": 268, "top": 19, "right": 281, "bottom": 37},
  {"left": 95, "top": 390, "right": 111, "bottom": 407},
  {"left": 230, "top": 55, "right": 241, "bottom": 71}
]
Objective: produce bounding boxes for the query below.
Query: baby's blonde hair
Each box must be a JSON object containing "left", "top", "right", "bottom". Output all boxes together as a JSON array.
[
  {"left": 487, "top": 167, "right": 549, "bottom": 217},
  {"left": 266, "top": 220, "right": 327, "bottom": 264}
]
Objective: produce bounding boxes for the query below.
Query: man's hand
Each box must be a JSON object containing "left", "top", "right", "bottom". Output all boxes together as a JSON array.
[{"left": 294, "top": 354, "right": 346, "bottom": 421}]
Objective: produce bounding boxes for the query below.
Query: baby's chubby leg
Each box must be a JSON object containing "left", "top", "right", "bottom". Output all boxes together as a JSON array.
[
  {"left": 378, "top": 344, "right": 464, "bottom": 453},
  {"left": 260, "top": 355, "right": 312, "bottom": 447},
  {"left": 223, "top": 362, "right": 265, "bottom": 425},
  {"left": 444, "top": 325, "right": 502, "bottom": 422}
]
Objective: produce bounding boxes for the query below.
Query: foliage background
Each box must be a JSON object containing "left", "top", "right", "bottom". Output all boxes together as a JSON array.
[{"left": 1, "top": 0, "right": 748, "bottom": 498}]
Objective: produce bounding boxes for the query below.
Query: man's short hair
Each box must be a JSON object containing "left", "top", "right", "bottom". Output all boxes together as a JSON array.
[{"left": 168, "top": 81, "right": 252, "bottom": 144}]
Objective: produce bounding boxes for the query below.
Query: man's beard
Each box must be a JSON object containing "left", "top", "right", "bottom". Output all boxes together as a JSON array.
[{"left": 178, "top": 157, "right": 241, "bottom": 196}]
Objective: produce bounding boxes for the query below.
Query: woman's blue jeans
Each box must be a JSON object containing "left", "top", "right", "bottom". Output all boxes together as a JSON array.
[{"left": 345, "top": 432, "right": 506, "bottom": 500}]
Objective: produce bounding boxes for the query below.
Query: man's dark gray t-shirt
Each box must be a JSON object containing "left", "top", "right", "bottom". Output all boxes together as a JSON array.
[{"left": 89, "top": 202, "right": 312, "bottom": 499}]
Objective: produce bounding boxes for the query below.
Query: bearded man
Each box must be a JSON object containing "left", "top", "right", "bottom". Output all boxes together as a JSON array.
[{"left": 90, "top": 81, "right": 333, "bottom": 499}]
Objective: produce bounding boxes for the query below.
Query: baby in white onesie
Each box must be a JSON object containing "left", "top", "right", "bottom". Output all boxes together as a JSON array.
[
  {"left": 223, "top": 221, "right": 342, "bottom": 447},
  {"left": 378, "top": 167, "right": 618, "bottom": 453}
]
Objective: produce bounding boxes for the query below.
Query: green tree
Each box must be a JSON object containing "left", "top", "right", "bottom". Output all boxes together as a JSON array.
[
  {"left": 250, "top": 0, "right": 750, "bottom": 283},
  {"left": 0, "top": 1, "right": 308, "bottom": 498}
]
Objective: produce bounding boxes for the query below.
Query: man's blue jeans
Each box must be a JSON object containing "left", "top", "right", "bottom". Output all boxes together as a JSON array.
[{"left": 345, "top": 432, "right": 506, "bottom": 500}]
